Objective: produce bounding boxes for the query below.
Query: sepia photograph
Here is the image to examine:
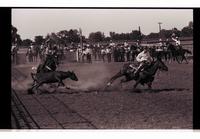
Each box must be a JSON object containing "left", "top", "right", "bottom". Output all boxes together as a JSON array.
[{"left": 11, "top": 8, "right": 193, "bottom": 129}]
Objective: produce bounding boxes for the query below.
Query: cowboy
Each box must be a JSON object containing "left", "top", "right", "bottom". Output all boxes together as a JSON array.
[
  {"left": 171, "top": 36, "right": 181, "bottom": 50},
  {"left": 43, "top": 54, "right": 58, "bottom": 71},
  {"left": 133, "top": 46, "right": 153, "bottom": 76},
  {"left": 106, "top": 46, "right": 112, "bottom": 62}
]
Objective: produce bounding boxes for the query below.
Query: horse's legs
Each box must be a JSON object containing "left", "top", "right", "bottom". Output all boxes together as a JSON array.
[
  {"left": 147, "top": 82, "right": 152, "bottom": 89},
  {"left": 176, "top": 55, "right": 182, "bottom": 64},
  {"left": 28, "top": 82, "right": 42, "bottom": 94},
  {"left": 34, "top": 82, "right": 43, "bottom": 94},
  {"left": 183, "top": 55, "right": 188, "bottom": 64},
  {"left": 57, "top": 80, "right": 65, "bottom": 87},
  {"left": 107, "top": 71, "right": 123, "bottom": 86},
  {"left": 133, "top": 79, "right": 141, "bottom": 89}
]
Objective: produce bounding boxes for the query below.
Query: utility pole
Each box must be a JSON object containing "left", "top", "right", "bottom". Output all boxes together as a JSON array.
[
  {"left": 158, "top": 22, "right": 162, "bottom": 38},
  {"left": 138, "top": 26, "right": 142, "bottom": 43},
  {"left": 79, "top": 28, "right": 83, "bottom": 51}
]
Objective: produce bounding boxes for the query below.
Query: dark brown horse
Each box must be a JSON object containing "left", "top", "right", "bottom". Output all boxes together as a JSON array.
[
  {"left": 106, "top": 58, "right": 168, "bottom": 89},
  {"left": 167, "top": 44, "right": 192, "bottom": 64}
]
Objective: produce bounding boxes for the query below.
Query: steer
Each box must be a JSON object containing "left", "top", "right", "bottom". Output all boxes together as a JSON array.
[{"left": 28, "top": 71, "right": 78, "bottom": 94}]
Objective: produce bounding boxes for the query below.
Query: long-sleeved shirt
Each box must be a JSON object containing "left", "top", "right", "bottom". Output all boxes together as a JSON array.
[{"left": 136, "top": 50, "right": 153, "bottom": 63}]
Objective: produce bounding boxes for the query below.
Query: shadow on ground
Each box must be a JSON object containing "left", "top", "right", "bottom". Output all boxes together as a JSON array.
[{"left": 26, "top": 86, "right": 190, "bottom": 95}]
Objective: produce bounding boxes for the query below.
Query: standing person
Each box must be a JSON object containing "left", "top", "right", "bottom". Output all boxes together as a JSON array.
[
  {"left": 136, "top": 40, "right": 140, "bottom": 48},
  {"left": 93, "top": 44, "right": 98, "bottom": 61},
  {"left": 116, "top": 45, "right": 121, "bottom": 62},
  {"left": 109, "top": 40, "right": 115, "bottom": 47},
  {"left": 76, "top": 46, "right": 82, "bottom": 62},
  {"left": 126, "top": 45, "right": 131, "bottom": 61},
  {"left": 158, "top": 38, "right": 163, "bottom": 47},
  {"left": 119, "top": 45, "right": 125, "bottom": 62},
  {"left": 133, "top": 47, "right": 153, "bottom": 76},
  {"left": 39, "top": 43, "right": 45, "bottom": 62},
  {"left": 85, "top": 45, "right": 92, "bottom": 63},
  {"left": 101, "top": 47, "right": 106, "bottom": 62},
  {"left": 113, "top": 45, "right": 118, "bottom": 62},
  {"left": 26, "top": 46, "right": 33, "bottom": 62},
  {"left": 124, "top": 41, "right": 128, "bottom": 47},
  {"left": 106, "top": 46, "right": 112, "bottom": 63},
  {"left": 11, "top": 44, "right": 18, "bottom": 64},
  {"left": 97, "top": 43, "right": 101, "bottom": 60},
  {"left": 11, "top": 44, "right": 16, "bottom": 63},
  {"left": 165, "top": 39, "right": 170, "bottom": 46},
  {"left": 130, "top": 44, "right": 137, "bottom": 62},
  {"left": 44, "top": 46, "right": 49, "bottom": 60},
  {"left": 156, "top": 39, "right": 164, "bottom": 52}
]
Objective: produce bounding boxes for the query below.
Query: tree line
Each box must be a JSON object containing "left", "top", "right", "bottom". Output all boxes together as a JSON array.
[{"left": 12, "top": 21, "right": 193, "bottom": 47}]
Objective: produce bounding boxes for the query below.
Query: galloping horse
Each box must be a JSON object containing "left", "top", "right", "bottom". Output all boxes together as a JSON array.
[
  {"left": 167, "top": 44, "right": 192, "bottom": 64},
  {"left": 106, "top": 58, "right": 168, "bottom": 89}
]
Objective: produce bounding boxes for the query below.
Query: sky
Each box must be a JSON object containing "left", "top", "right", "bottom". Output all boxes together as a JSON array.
[{"left": 12, "top": 9, "right": 193, "bottom": 40}]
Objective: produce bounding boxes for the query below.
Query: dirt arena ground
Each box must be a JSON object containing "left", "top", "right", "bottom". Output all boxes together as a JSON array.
[{"left": 11, "top": 60, "right": 193, "bottom": 129}]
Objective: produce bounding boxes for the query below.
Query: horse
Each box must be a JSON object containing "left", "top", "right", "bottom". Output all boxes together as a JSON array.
[
  {"left": 106, "top": 58, "right": 168, "bottom": 89},
  {"left": 173, "top": 48, "right": 192, "bottom": 64},
  {"left": 36, "top": 54, "right": 59, "bottom": 73},
  {"left": 28, "top": 71, "right": 78, "bottom": 94},
  {"left": 31, "top": 45, "right": 40, "bottom": 62},
  {"left": 167, "top": 44, "right": 192, "bottom": 64}
]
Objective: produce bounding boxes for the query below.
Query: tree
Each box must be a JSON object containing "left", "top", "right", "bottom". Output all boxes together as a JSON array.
[
  {"left": 57, "top": 30, "right": 69, "bottom": 45},
  {"left": 160, "top": 29, "right": 173, "bottom": 38},
  {"left": 11, "top": 25, "right": 22, "bottom": 46},
  {"left": 146, "top": 32, "right": 159, "bottom": 39},
  {"left": 22, "top": 39, "right": 32, "bottom": 47},
  {"left": 68, "top": 29, "right": 80, "bottom": 43},
  {"left": 130, "top": 30, "right": 142, "bottom": 40},
  {"left": 34, "top": 35, "right": 45, "bottom": 45},
  {"left": 180, "top": 21, "right": 193, "bottom": 37},
  {"left": 181, "top": 26, "right": 193, "bottom": 37},
  {"left": 188, "top": 21, "right": 193, "bottom": 29},
  {"left": 89, "top": 31, "right": 105, "bottom": 42},
  {"left": 109, "top": 32, "right": 116, "bottom": 40}
]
